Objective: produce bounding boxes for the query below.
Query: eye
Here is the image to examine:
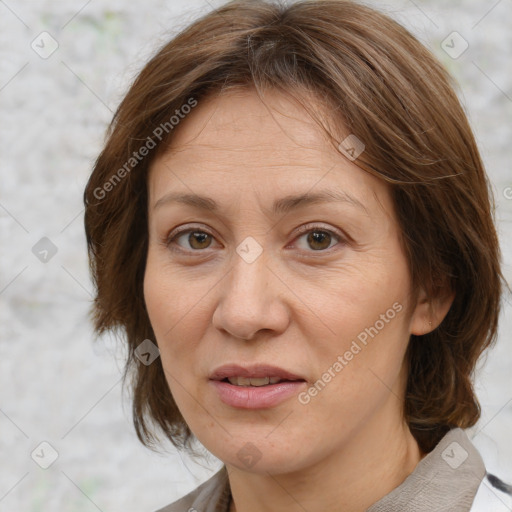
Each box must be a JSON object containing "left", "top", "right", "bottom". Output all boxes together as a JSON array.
[
  {"left": 165, "top": 226, "right": 218, "bottom": 252},
  {"left": 292, "top": 224, "right": 344, "bottom": 252},
  {"left": 164, "top": 223, "right": 346, "bottom": 254}
]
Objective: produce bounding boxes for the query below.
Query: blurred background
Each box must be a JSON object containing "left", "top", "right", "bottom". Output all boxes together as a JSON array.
[{"left": 0, "top": 0, "right": 511, "bottom": 510}]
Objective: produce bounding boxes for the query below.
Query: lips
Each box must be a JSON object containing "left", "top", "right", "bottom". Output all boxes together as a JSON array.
[
  {"left": 209, "top": 364, "right": 306, "bottom": 383},
  {"left": 209, "top": 364, "right": 307, "bottom": 408}
]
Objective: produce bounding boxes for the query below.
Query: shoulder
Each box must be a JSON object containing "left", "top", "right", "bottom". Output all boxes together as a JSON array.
[
  {"left": 155, "top": 466, "right": 230, "bottom": 512},
  {"left": 470, "top": 472, "right": 512, "bottom": 511}
]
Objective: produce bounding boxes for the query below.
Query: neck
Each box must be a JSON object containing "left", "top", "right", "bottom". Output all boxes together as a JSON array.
[{"left": 227, "top": 412, "right": 424, "bottom": 512}]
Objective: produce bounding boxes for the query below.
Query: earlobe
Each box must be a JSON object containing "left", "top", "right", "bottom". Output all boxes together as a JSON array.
[{"left": 410, "top": 286, "right": 455, "bottom": 336}]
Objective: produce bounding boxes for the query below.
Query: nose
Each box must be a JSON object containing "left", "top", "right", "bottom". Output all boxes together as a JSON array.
[{"left": 211, "top": 248, "right": 290, "bottom": 341}]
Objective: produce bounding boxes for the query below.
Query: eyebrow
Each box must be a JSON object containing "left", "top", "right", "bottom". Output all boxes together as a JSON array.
[{"left": 153, "top": 189, "right": 369, "bottom": 216}]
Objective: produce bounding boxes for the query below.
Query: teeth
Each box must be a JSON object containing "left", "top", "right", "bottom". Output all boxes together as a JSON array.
[{"left": 227, "top": 376, "right": 283, "bottom": 386}]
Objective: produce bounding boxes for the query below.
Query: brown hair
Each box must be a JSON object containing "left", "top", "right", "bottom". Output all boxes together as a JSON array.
[{"left": 84, "top": 0, "right": 504, "bottom": 454}]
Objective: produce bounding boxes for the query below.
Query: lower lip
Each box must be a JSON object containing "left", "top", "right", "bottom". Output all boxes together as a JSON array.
[{"left": 209, "top": 380, "right": 307, "bottom": 409}]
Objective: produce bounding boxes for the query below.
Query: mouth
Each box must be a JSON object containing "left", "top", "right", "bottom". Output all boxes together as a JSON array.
[
  {"left": 209, "top": 364, "right": 307, "bottom": 409},
  {"left": 219, "top": 376, "right": 305, "bottom": 387},
  {"left": 209, "top": 364, "right": 306, "bottom": 385}
]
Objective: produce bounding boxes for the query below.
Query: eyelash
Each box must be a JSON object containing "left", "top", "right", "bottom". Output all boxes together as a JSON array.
[{"left": 164, "top": 223, "right": 346, "bottom": 255}]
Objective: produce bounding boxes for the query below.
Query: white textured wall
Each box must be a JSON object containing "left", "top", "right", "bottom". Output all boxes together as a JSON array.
[{"left": 0, "top": 1, "right": 511, "bottom": 510}]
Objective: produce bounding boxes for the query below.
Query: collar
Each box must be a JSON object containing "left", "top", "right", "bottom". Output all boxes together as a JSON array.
[
  {"left": 367, "top": 428, "right": 486, "bottom": 511},
  {"left": 195, "top": 428, "right": 485, "bottom": 512}
]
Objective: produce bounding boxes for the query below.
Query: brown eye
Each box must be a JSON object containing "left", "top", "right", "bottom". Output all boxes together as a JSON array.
[
  {"left": 306, "top": 230, "right": 333, "bottom": 251},
  {"left": 167, "top": 229, "right": 215, "bottom": 251},
  {"left": 187, "top": 231, "right": 212, "bottom": 250},
  {"left": 294, "top": 226, "right": 342, "bottom": 252}
]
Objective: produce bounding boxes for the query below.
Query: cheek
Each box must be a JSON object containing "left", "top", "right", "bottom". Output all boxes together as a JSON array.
[
  {"left": 313, "top": 251, "right": 410, "bottom": 340},
  {"left": 304, "top": 246, "right": 412, "bottom": 396},
  {"left": 144, "top": 247, "right": 200, "bottom": 334},
  {"left": 144, "top": 252, "right": 191, "bottom": 358},
  {"left": 144, "top": 260, "right": 171, "bottom": 339},
  {"left": 143, "top": 257, "right": 205, "bottom": 415},
  {"left": 143, "top": 249, "right": 215, "bottom": 391}
]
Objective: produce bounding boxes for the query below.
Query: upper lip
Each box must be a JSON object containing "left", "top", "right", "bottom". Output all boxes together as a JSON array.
[{"left": 209, "top": 364, "right": 306, "bottom": 381}]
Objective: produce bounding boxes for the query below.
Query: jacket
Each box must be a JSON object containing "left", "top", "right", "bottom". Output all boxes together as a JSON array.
[{"left": 155, "top": 428, "right": 512, "bottom": 511}]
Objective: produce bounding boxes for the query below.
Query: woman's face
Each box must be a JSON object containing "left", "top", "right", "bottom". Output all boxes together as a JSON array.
[{"left": 144, "top": 88, "right": 429, "bottom": 474}]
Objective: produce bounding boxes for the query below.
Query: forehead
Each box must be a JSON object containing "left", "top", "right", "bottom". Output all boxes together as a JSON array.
[
  {"left": 147, "top": 87, "right": 392, "bottom": 219},
  {"left": 162, "top": 87, "right": 333, "bottom": 166}
]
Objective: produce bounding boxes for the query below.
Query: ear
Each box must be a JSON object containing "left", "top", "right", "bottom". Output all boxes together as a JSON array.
[{"left": 410, "top": 284, "right": 455, "bottom": 336}]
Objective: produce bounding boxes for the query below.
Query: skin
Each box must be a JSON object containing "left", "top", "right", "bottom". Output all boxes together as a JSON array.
[{"left": 144, "top": 87, "right": 454, "bottom": 512}]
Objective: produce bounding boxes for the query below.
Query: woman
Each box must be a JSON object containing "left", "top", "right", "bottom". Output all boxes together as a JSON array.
[{"left": 84, "top": 0, "right": 511, "bottom": 510}]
